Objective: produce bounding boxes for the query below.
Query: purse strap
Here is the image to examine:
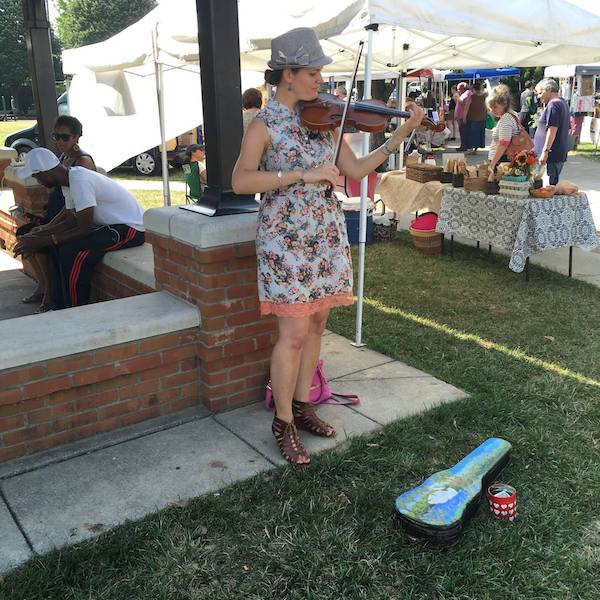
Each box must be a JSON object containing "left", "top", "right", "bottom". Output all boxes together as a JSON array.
[{"left": 508, "top": 111, "right": 524, "bottom": 135}]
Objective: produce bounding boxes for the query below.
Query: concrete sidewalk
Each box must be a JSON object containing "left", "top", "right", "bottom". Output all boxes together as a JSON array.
[{"left": 0, "top": 330, "right": 467, "bottom": 574}]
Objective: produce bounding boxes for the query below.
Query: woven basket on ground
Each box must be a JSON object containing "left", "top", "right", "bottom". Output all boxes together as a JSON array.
[
  {"left": 409, "top": 227, "right": 443, "bottom": 254},
  {"left": 406, "top": 163, "right": 442, "bottom": 183},
  {"left": 464, "top": 176, "right": 488, "bottom": 193}
]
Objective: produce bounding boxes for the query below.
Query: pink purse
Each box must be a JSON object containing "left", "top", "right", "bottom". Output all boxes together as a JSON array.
[{"left": 264, "top": 359, "right": 360, "bottom": 410}]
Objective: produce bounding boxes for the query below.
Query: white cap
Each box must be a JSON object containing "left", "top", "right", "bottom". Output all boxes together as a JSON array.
[{"left": 14, "top": 148, "right": 60, "bottom": 180}]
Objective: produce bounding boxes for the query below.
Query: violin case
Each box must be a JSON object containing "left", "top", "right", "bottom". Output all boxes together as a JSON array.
[{"left": 394, "top": 438, "right": 511, "bottom": 546}]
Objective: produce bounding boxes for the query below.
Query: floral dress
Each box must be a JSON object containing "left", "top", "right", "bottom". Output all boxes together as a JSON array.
[{"left": 255, "top": 100, "right": 354, "bottom": 317}]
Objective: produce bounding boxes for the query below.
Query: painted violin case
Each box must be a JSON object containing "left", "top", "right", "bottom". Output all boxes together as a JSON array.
[{"left": 394, "top": 438, "right": 512, "bottom": 545}]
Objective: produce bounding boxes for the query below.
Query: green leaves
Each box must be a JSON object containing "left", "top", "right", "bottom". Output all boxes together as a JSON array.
[
  {"left": 0, "top": 0, "right": 29, "bottom": 89},
  {"left": 56, "top": 0, "right": 157, "bottom": 49}
]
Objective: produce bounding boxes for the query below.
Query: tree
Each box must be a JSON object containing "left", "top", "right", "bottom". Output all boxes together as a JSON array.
[
  {"left": 0, "top": 0, "right": 63, "bottom": 113},
  {"left": 0, "top": 0, "right": 30, "bottom": 97},
  {"left": 56, "top": 0, "right": 157, "bottom": 49},
  {"left": 500, "top": 67, "right": 546, "bottom": 108}
]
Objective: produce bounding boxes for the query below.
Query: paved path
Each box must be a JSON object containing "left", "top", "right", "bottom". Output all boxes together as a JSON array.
[
  {"left": 0, "top": 250, "right": 37, "bottom": 320},
  {"left": 0, "top": 331, "right": 467, "bottom": 573}
]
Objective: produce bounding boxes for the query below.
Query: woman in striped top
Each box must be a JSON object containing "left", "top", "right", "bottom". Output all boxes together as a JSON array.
[{"left": 487, "top": 84, "right": 521, "bottom": 173}]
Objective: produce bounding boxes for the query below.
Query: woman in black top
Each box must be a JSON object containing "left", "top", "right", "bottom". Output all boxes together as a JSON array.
[{"left": 19, "top": 116, "right": 96, "bottom": 312}]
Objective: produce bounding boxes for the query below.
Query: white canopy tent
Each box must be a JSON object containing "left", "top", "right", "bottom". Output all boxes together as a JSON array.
[
  {"left": 63, "top": 0, "right": 600, "bottom": 345},
  {"left": 545, "top": 63, "right": 600, "bottom": 77},
  {"left": 64, "top": 0, "right": 600, "bottom": 174}
]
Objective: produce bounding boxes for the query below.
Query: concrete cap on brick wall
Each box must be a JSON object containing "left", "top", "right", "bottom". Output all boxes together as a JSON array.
[
  {"left": 144, "top": 207, "right": 258, "bottom": 249},
  {"left": 0, "top": 291, "right": 200, "bottom": 371},
  {"left": 0, "top": 147, "right": 18, "bottom": 160}
]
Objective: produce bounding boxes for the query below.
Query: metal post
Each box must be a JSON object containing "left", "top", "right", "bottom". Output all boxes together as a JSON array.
[
  {"left": 22, "top": 0, "right": 58, "bottom": 149},
  {"left": 153, "top": 28, "right": 171, "bottom": 207},
  {"left": 398, "top": 71, "right": 407, "bottom": 169},
  {"left": 188, "top": 0, "right": 258, "bottom": 216},
  {"left": 569, "top": 246, "right": 573, "bottom": 277},
  {"left": 353, "top": 26, "right": 375, "bottom": 348}
]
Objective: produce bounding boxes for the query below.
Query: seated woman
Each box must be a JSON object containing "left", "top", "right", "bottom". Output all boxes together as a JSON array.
[
  {"left": 182, "top": 143, "right": 207, "bottom": 202},
  {"left": 487, "top": 85, "right": 521, "bottom": 173},
  {"left": 18, "top": 116, "right": 96, "bottom": 312}
]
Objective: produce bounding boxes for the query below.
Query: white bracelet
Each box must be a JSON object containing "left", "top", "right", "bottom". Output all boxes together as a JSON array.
[{"left": 276, "top": 170, "right": 283, "bottom": 187}]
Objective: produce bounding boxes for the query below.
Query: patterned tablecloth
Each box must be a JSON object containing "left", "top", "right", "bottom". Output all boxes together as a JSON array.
[{"left": 436, "top": 188, "right": 599, "bottom": 272}]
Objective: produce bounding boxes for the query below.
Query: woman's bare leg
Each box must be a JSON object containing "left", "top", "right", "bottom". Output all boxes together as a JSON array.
[
  {"left": 294, "top": 309, "right": 329, "bottom": 403},
  {"left": 22, "top": 255, "right": 44, "bottom": 298},
  {"left": 32, "top": 254, "right": 51, "bottom": 305},
  {"left": 270, "top": 315, "right": 310, "bottom": 423}
]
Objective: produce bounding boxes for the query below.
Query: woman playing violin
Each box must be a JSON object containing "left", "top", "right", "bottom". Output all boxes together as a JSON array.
[{"left": 232, "top": 27, "right": 424, "bottom": 466}]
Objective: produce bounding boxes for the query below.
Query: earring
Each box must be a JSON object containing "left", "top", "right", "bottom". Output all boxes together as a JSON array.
[
  {"left": 73, "top": 143, "right": 80, "bottom": 152},
  {"left": 287, "top": 84, "right": 292, "bottom": 92}
]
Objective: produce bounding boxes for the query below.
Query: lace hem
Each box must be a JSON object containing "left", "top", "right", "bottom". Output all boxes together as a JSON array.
[{"left": 260, "top": 293, "right": 354, "bottom": 317}]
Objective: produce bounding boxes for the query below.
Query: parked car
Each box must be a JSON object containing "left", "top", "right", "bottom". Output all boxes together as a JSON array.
[{"left": 5, "top": 93, "right": 201, "bottom": 175}]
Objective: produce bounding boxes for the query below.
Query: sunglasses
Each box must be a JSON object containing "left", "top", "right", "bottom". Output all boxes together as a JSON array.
[{"left": 51, "top": 132, "right": 74, "bottom": 142}]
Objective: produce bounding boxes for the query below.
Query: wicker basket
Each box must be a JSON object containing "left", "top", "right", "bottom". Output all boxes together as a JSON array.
[
  {"left": 499, "top": 179, "right": 530, "bottom": 199},
  {"left": 406, "top": 163, "right": 442, "bottom": 183},
  {"left": 373, "top": 221, "right": 397, "bottom": 242},
  {"left": 485, "top": 181, "right": 500, "bottom": 195},
  {"left": 464, "top": 176, "right": 488, "bottom": 192},
  {"left": 409, "top": 227, "right": 443, "bottom": 254},
  {"left": 440, "top": 171, "right": 453, "bottom": 183}
]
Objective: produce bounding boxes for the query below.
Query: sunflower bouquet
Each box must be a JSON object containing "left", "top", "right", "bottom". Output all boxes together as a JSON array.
[{"left": 505, "top": 150, "right": 538, "bottom": 180}]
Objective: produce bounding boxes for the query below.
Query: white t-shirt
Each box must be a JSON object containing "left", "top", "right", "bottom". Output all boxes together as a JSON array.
[{"left": 62, "top": 167, "right": 145, "bottom": 231}]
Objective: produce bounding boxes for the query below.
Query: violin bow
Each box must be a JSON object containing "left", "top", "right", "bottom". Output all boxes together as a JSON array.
[{"left": 331, "top": 40, "right": 364, "bottom": 168}]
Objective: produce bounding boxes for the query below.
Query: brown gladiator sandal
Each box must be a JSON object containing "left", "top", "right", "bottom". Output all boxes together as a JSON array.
[
  {"left": 272, "top": 416, "right": 310, "bottom": 465},
  {"left": 292, "top": 399, "right": 336, "bottom": 438}
]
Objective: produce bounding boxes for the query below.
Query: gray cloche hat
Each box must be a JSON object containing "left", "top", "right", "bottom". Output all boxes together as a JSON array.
[{"left": 267, "top": 27, "right": 332, "bottom": 70}]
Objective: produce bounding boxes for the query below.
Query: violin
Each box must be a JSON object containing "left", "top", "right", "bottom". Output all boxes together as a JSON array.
[{"left": 299, "top": 92, "right": 445, "bottom": 134}]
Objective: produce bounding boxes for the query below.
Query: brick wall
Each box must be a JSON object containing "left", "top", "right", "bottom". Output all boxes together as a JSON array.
[
  {"left": 90, "top": 263, "right": 154, "bottom": 302},
  {"left": 0, "top": 329, "right": 198, "bottom": 463},
  {"left": 0, "top": 209, "right": 17, "bottom": 252},
  {"left": 9, "top": 182, "right": 49, "bottom": 218},
  {"left": 147, "top": 233, "right": 277, "bottom": 412}
]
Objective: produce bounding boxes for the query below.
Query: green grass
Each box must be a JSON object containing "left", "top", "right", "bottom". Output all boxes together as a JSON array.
[
  {"left": 109, "top": 167, "right": 185, "bottom": 182},
  {"left": 0, "top": 120, "right": 36, "bottom": 146},
  {"left": 571, "top": 142, "right": 600, "bottom": 162},
  {"left": 4, "top": 234, "right": 600, "bottom": 599},
  {"left": 130, "top": 189, "right": 187, "bottom": 211}
]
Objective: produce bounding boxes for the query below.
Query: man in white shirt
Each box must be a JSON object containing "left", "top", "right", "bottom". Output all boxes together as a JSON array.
[{"left": 14, "top": 148, "right": 145, "bottom": 309}]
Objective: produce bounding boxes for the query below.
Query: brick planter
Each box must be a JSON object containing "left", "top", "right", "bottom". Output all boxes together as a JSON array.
[
  {"left": 0, "top": 329, "right": 199, "bottom": 464},
  {"left": 145, "top": 208, "right": 276, "bottom": 412},
  {"left": 0, "top": 292, "right": 200, "bottom": 464}
]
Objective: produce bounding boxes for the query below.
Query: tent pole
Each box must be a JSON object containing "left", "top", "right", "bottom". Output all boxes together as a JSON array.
[
  {"left": 398, "top": 69, "right": 407, "bottom": 169},
  {"left": 153, "top": 28, "right": 171, "bottom": 206},
  {"left": 353, "top": 26, "right": 374, "bottom": 349}
]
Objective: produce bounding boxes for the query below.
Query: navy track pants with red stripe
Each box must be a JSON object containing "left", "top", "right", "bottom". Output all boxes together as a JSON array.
[{"left": 52, "top": 224, "right": 145, "bottom": 309}]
